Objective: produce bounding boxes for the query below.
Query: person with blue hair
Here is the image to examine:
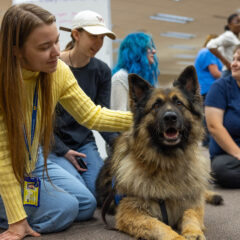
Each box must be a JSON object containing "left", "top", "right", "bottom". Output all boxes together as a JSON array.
[{"left": 111, "top": 32, "right": 160, "bottom": 111}]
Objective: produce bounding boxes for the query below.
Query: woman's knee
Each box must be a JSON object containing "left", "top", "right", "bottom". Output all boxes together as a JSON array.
[
  {"left": 88, "top": 194, "right": 97, "bottom": 214},
  {"left": 76, "top": 192, "right": 97, "bottom": 221},
  {"left": 31, "top": 194, "right": 79, "bottom": 233}
]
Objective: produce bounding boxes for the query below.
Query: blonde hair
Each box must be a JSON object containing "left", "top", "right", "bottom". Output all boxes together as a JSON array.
[
  {"left": 203, "top": 34, "right": 218, "bottom": 47},
  {"left": 0, "top": 3, "right": 56, "bottom": 183}
]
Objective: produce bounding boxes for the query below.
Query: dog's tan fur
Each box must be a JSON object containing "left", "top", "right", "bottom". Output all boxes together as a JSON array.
[
  {"left": 112, "top": 121, "right": 208, "bottom": 239},
  {"left": 96, "top": 66, "right": 222, "bottom": 240}
]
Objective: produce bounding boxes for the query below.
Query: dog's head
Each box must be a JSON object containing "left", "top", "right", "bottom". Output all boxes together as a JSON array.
[{"left": 128, "top": 65, "right": 204, "bottom": 154}]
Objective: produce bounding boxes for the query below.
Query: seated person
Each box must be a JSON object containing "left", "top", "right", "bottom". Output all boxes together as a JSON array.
[{"left": 205, "top": 44, "right": 240, "bottom": 188}]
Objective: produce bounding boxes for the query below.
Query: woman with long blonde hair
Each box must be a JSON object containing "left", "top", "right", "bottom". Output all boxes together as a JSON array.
[{"left": 0, "top": 4, "right": 132, "bottom": 239}]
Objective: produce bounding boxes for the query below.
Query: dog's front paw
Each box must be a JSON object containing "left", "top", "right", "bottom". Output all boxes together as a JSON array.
[{"left": 183, "top": 232, "right": 206, "bottom": 240}]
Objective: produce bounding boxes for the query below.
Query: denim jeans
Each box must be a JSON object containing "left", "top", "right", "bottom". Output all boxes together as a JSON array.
[
  {"left": 49, "top": 141, "right": 104, "bottom": 196},
  {"left": 0, "top": 144, "right": 98, "bottom": 233}
]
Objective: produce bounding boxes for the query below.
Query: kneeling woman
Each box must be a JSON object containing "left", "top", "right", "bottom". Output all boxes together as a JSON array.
[{"left": 0, "top": 3, "right": 132, "bottom": 239}]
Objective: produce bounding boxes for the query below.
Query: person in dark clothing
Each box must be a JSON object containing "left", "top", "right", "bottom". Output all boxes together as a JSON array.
[
  {"left": 53, "top": 59, "right": 117, "bottom": 157},
  {"left": 47, "top": 10, "right": 118, "bottom": 199},
  {"left": 205, "top": 44, "right": 240, "bottom": 188}
]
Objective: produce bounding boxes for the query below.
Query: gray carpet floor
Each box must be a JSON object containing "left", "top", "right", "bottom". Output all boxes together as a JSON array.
[
  {"left": 2, "top": 146, "right": 240, "bottom": 240},
  {"left": 21, "top": 186, "right": 240, "bottom": 240}
]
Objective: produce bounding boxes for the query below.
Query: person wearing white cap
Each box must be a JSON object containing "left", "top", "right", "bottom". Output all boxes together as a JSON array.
[
  {"left": 60, "top": 10, "right": 116, "bottom": 40},
  {"left": 46, "top": 10, "right": 118, "bottom": 204}
]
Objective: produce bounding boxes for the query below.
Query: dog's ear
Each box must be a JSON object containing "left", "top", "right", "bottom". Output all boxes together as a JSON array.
[
  {"left": 128, "top": 73, "right": 153, "bottom": 103},
  {"left": 173, "top": 65, "right": 200, "bottom": 99}
]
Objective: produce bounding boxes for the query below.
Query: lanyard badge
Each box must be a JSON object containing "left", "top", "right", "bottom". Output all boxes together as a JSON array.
[
  {"left": 23, "top": 177, "right": 41, "bottom": 207},
  {"left": 23, "top": 79, "right": 41, "bottom": 207}
]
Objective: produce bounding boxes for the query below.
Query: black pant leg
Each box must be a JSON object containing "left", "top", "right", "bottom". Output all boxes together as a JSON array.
[{"left": 211, "top": 154, "right": 240, "bottom": 188}]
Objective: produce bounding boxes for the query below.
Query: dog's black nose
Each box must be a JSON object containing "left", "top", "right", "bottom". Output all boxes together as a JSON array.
[{"left": 163, "top": 111, "right": 177, "bottom": 123}]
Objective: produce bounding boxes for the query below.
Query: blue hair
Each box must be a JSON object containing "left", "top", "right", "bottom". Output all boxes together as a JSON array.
[{"left": 112, "top": 32, "right": 160, "bottom": 86}]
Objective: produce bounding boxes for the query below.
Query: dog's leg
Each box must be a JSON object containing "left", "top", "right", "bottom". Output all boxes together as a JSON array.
[
  {"left": 205, "top": 190, "right": 223, "bottom": 205},
  {"left": 180, "top": 206, "right": 206, "bottom": 240},
  {"left": 116, "top": 198, "right": 185, "bottom": 240}
]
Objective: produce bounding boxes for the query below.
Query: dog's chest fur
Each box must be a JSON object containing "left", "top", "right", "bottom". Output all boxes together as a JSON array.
[{"left": 113, "top": 138, "right": 209, "bottom": 225}]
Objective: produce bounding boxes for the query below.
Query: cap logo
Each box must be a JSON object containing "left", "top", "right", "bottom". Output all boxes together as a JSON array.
[{"left": 96, "top": 16, "right": 104, "bottom": 23}]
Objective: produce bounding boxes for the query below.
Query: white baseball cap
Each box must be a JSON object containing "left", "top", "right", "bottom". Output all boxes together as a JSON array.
[{"left": 60, "top": 10, "right": 116, "bottom": 40}]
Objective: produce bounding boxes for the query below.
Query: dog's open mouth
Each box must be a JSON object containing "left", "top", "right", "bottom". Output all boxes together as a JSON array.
[{"left": 163, "top": 127, "right": 181, "bottom": 145}]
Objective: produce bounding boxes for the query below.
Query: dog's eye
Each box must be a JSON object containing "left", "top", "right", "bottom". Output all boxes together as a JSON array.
[
  {"left": 152, "top": 99, "right": 163, "bottom": 110},
  {"left": 176, "top": 100, "right": 183, "bottom": 106},
  {"left": 153, "top": 102, "right": 160, "bottom": 109},
  {"left": 173, "top": 96, "right": 183, "bottom": 106}
]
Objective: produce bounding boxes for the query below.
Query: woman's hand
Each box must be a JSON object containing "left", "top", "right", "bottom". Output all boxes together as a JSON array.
[
  {"left": 64, "top": 149, "right": 87, "bottom": 172},
  {"left": 0, "top": 219, "right": 40, "bottom": 240}
]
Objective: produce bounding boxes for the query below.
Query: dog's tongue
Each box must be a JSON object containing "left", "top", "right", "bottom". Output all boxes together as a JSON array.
[{"left": 164, "top": 128, "right": 179, "bottom": 139}]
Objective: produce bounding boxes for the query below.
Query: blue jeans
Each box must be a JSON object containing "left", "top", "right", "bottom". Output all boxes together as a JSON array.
[
  {"left": 49, "top": 141, "right": 104, "bottom": 196},
  {"left": 0, "top": 146, "right": 97, "bottom": 233}
]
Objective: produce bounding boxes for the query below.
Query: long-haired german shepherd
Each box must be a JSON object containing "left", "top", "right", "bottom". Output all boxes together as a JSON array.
[{"left": 96, "top": 66, "right": 222, "bottom": 240}]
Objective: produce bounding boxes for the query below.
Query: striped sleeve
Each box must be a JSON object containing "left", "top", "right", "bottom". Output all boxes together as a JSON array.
[
  {"left": 0, "top": 114, "right": 27, "bottom": 224},
  {"left": 55, "top": 61, "right": 133, "bottom": 132}
]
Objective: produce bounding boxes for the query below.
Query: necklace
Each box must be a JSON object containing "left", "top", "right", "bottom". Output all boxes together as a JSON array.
[{"left": 69, "top": 51, "right": 73, "bottom": 67}]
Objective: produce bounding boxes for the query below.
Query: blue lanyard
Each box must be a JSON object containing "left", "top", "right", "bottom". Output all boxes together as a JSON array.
[{"left": 23, "top": 79, "right": 39, "bottom": 161}]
